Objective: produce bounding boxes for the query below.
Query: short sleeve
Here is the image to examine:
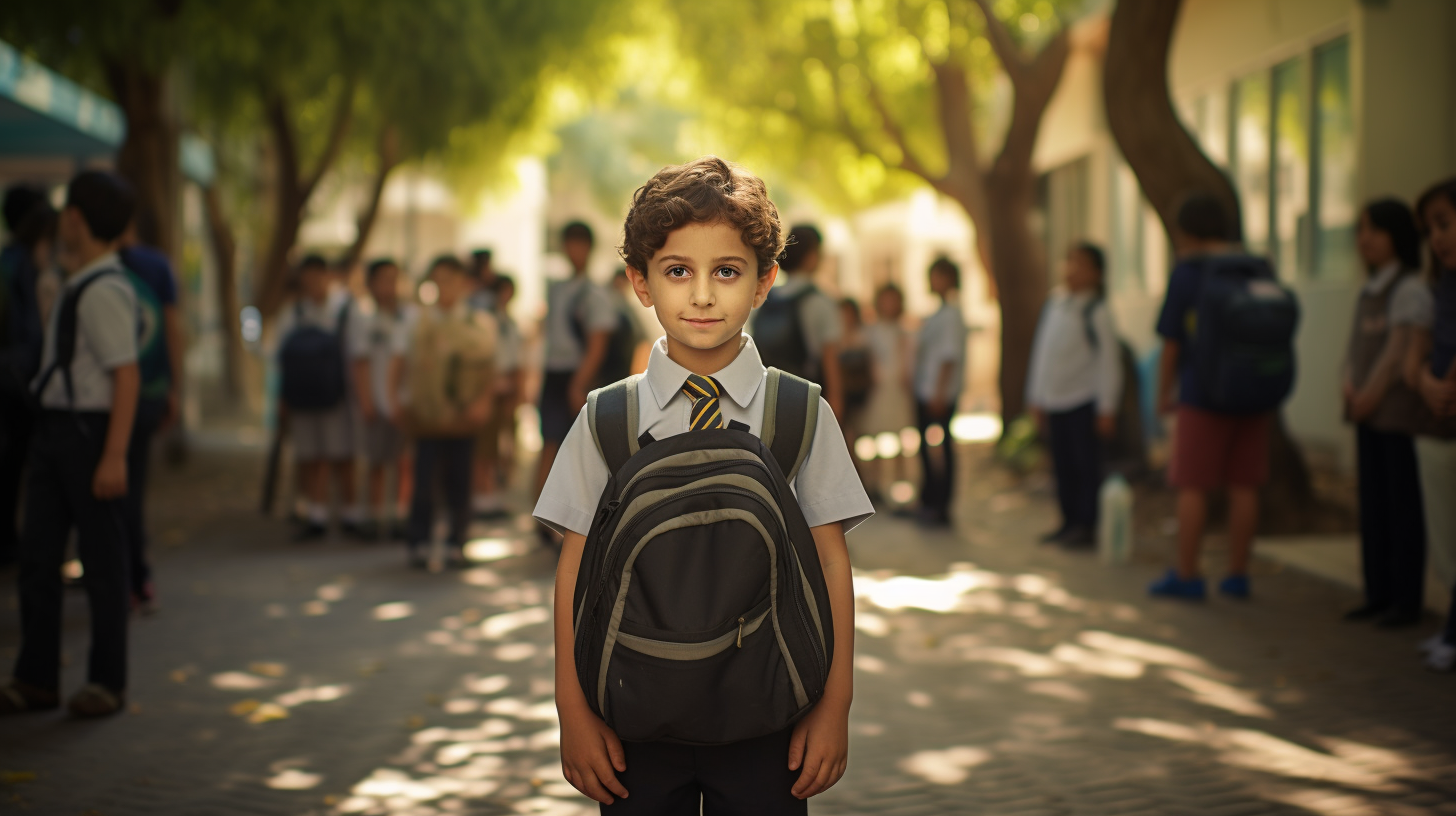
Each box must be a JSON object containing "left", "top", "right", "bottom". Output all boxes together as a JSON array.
[
  {"left": 583, "top": 282, "right": 619, "bottom": 333},
  {"left": 80, "top": 278, "right": 138, "bottom": 370},
  {"left": 532, "top": 405, "right": 611, "bottom": 536},
  {"left": 1156, "top": 264, "right": 1197, "bottom": 342},
  {"left": 791, "top": 397, "right": 875, "bottom": 533},
  {"left": 347, "top": 309, "right": 373, "bottom": 359},
  {"left": 1390, "top": 278, "right": 1435, "bottom": 328}
]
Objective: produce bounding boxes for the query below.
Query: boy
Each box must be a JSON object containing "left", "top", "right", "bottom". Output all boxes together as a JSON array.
[
  {"left": 751, "top": 224, "right": 845, "bottom": 417},
  {"left": 535, "top": 156, "right": 871, "bottom": 811},
  {"left": 914, "top": 257, "right": 968, "bottom": 528},
  {"left": 2, "top": 171, "right": 139, "bottom": 718},
  {"left": 473, "top": 274, "right": 523, "bottom": 517},
  {"left": 403, "top": 255, "right": 496, "bottom": 568},
  {"left": 276, "top": 254, "right": 366, "bottom": 541},
  {"left": 1150, "top": 194, "right": 1270, "bottom": 600},
  {"left": 533, "top": 222, "right": 618, "bottom": 535},
  {"left": 118, "top": 215, "right": 184, "bottom": 610},
  {"left": 351, "top": 258, "right": 413, "bottom": 537}
]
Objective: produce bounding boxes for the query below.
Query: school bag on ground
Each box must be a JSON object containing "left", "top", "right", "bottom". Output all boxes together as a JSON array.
[
  {"left": 278, "top": 299, "right": 351, "bottom": 411},
  {"left": 753, "top": 287, "right": 814, "bottom": 379},
  {"left": 572, "top": 369, "right": 835, "bottom": 745},
  {"left": 405, "top": 307, "right": 496, "bottom": 438},
  {"left": 1190, "top": 255, "right": 1300, "bottom": 414}
]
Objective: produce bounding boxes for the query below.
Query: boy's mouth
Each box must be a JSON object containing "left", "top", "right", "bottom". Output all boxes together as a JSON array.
[{"left": 681, "top": 317, "right": 723, "bottom": 327}]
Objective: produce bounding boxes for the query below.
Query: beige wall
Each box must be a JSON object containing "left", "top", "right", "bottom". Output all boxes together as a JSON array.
[{"left": 1170, "top": 0, "right": 1349, "bottom": 95}]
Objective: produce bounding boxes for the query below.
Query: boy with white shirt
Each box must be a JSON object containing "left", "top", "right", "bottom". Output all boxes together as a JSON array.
[
  {"left": 535, "top": 156, "right": 870, "bottom": 812},
  {"left": 352, "top": 258, "right": 413, "bottom": 537},
  {"left": 2, "top": 171, "right": 139, "bottom": 718},
  {"left": 914, "top": 257, "right": 968, "bottom": 528}
]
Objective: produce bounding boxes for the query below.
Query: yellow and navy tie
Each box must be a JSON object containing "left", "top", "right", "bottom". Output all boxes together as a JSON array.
[{"left": 682, "top": 373, "right": 726, "bottom": 431}]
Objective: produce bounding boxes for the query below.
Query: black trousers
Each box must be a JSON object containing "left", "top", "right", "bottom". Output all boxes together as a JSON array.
[
  {"left": 1356, "top": 424, "right": 1426, "bottom": 615},
  {"left": 1048, "top": 402, "right": 1102, "bottom": 531},
  {"left": 916, "top": 400, "right": 957, "bottom": 518},
  {"left": 602, "top": 728, "right": 806, "bottom": 815},
  {"left": 122, "top": 397, "right": 166, "bottom": 596},
  {"left": 14, "top": 411, "right": 130, "bottom": 693},
  {"left": 0, "top": 393, "right": 32, "bottom": 563},
  {"left": 408, "top": 437, "right": 474, "bottom": 547}
]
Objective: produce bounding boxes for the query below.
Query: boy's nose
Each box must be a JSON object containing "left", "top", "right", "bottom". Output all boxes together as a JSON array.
[{"left": 690, "top": 278, "right": 714, "bottom": 306}]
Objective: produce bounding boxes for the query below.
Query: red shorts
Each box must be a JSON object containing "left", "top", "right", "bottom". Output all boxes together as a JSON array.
[{"left": 1169, "top": 406, "right": 1271, "bottom": 490}]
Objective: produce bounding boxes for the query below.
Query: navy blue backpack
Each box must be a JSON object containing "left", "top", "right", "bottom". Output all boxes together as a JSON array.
[
  {"left": 1190, "top": 255, "right": 1300, "bottom": 415},
  {"left": 279, "top": 300, "right": 351, "bottom": 411}
]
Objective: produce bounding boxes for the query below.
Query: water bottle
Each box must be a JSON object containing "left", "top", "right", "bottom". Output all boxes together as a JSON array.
[{"left": 1098, "top": 474, "right": 1132, "bottom": 565}]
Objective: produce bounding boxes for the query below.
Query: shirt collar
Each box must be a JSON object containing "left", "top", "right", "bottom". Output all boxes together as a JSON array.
[
  {"left": 68, "top": 251, "right": 121, "bottom": 286},
  {"left": 1364, "top": 261, "right": 1402, "bottom": 295},
  {"left": 644, "top": 333, "right": 765, "bottom": 409}
]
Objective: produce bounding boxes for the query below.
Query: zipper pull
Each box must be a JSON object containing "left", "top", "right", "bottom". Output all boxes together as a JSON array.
[{"left": 737, "top": 617, "right": 745, "bottom": 648}]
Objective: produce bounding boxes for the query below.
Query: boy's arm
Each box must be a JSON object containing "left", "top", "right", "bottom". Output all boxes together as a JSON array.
[
  {"left": 1351, "top": 325, "right": 1410, "bottom": 421},
  {"left": 352, "top": 359, "right": 375, "bottom": 420},
  {"left": 1157, "top": 339, "right": 1180, "bottom": 415},
  {"left": 95, "top": 363, "right": 140, "bottom": 499},
  {"left": 569, "top": 330, "right": 610, "bottom": 413},
  {"left": 554, "top": 530, "right": 630, "bottom": 805},
  {"left": 788, "top": 520, "right": 854, "bottom": 800}
]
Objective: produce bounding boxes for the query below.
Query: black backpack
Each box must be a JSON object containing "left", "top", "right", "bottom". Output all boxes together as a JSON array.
[
  {"left": 569, "top": 285, "right": 638, "bottom": 389},
  {"left": 753, "top": 287, "right": 814, "bottom": 379},
  {"left": 572, "top": 369, "right": 835, "bottom": 745},
  {"left": 31, "top": 268, "right": 122, "bottom": 412},
  {"left": 1189, "top": 255, "right": 1299, "bottom": 414},
  {"left": 279, "top": 299, "right": 351, "bottom": 411}
]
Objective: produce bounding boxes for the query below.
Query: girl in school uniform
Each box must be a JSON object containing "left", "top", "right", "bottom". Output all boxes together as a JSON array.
[
  {"left": 1026, "top": 242, "right": 1122, "bottom": 548},
  {"left": 861, "top": 284, "right": 916, "bottom": 503}
]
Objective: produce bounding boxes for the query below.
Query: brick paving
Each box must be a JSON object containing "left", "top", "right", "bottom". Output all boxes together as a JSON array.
[{"left": 2, "top": 445, "right": 1455, "bottom": 815}]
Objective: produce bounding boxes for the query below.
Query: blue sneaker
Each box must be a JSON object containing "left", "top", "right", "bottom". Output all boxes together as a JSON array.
[
  {"left": 1219, "top": 575, "right": 1250, "bottom": 599},
  {"left": 1148, "top": 569, "right": 1206, "bottom": 600}
]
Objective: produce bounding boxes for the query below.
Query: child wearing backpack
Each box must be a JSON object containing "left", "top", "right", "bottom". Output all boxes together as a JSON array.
[
  {"left": 535, "top": 156, "right": 871, "bottom": 811},
  {"left": 750, "top": 224, "right": 845, "bottom": 417},
  {"left": 2, "top": 171, "right": 139, "bottom": 718},
  {"left": 1026, "top": 242, "right": 1122, "bottom": 548},
  {"left": 276, "top": 254, "right": 367, "bottom": 541}
]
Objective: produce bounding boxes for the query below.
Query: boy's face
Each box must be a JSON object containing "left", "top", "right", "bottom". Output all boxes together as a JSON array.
[
  {"left": 300, "top": 266, "right": 330, "bottom": 302},
  {"left": 627, "top": 220, "right": 776, "bottom": 354},
  {"left": 564, "top": 237, "right": 592, "bottom": 272},
  {"left": 370, "top": 265, "right": 399, "bottom": 304},
  {"left": 1063, "top": 249, "right": 1099, "bottom": 292},
  {"left": 432, "top": 266, "right": 470, "bottom": 307}
]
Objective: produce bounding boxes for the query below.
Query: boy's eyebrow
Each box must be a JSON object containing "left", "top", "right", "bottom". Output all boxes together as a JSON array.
[{"left": 656, "top": 254, "right": 752, "bottom": 265}]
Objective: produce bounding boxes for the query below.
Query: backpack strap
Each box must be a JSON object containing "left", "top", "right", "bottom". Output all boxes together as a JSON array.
[
  {"left": 1082, "top": 297, "right": 1101, "bottom": 350},
  {"left": 760, "top": 367, "right": 820, "bottom": 483},
  {"left": 587, "top": 374, "right": 643, "bottom": 474},
  {"left": 335, "top": 297, "right": 352, "bottom": 335},
  {"left": 32, "top": 268, "right": 119, "bottom": 410}
]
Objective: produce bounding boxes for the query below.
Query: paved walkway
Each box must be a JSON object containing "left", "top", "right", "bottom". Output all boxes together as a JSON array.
[{"left": 2, "top": 446, "right": 1455, "bottom": 815}]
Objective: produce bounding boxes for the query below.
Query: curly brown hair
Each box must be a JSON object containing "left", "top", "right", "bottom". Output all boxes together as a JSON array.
[{"left": 619, "top": 156, "right": 784, "bottom": 276}]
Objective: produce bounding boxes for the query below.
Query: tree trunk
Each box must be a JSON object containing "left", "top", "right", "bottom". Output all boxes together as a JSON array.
[
  {"left": 202, "top": 183, "right": 244, "bottom": 398},
  {"left": 104, "top": 61, "right": 181, "bottom": 259},
  {"left": 982, "top": 175, "right": 1047, "bottom": 423},
  {"left": 338, "top": 126, "right": 401, "bottom": 273},
  {"left": 1104, "top": 0, "right": 1313, "bottom": 526}
]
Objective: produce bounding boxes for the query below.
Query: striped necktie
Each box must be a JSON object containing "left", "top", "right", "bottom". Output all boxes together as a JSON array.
[{"left": 682, "top": 373, "right": 726, "bottom": 431}]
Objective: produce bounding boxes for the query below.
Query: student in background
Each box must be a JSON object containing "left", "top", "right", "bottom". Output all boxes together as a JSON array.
[
  {"left": 915, "top": 257, "right": 968, "bottom": 528},
  {"left": 609, "top": 267, "right": 651, "bottom": 377},
  {"left": 0, "top": 186, "right": 54, "bottom": 568},
  {"left": 404, "top": 255, "right": 496, "bottom": 568},
  {"left": 1026, "top": 243, "right": 1122, "bottom": 548},
  {"left": 2, "top": 171, "right": 139, "bottom": 718},
  {"left": 352, "top": 258, "right": 413, "bottom": 538},
  {"left": 533, "top": 222, "right": 617, "bottom": 542},
  {"left": 837, "top": 296, "right": 872, "bottom": 457},
  {"left": 473, "top": 274, "right": 523, "bottom": 517},
  {"left": 275, "top": 254, "right": 366, "bottom": 541},
  {"left": 861, "top": 283, "right": 916, "bottom": 504},
  {"left": 1407, "top": 178, "right": 1456, "bottom": 671},
  {"left": 750, "top": 224, "right": 844, "bottom": 416},
  {"left": 1342, "top": 200, "right": 1439, "bottom": 629}
]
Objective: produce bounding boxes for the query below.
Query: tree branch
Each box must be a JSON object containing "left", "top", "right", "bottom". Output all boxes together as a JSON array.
[
  {"left": 863, "top": 78, "right": 939, "bottom": 185},
  {"left": 263, "top": 87, "right": 301, "bottom": 203},
  {"left": 990, "top": 27, "right": 1069, "bottom": 182},
  {"left": 340, "top": 125, "right": 402, "bottom": 272},
  {"left": 299, "top": 75, "right": 358, "bottom": 203},
  {"left": 972, "top": 0, "right": 1028, "bottom": 80}
]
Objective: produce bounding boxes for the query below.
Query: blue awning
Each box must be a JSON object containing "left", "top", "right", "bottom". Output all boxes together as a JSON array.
[{"left": 0, "top": 38, "right": 213, "bottom": 185}]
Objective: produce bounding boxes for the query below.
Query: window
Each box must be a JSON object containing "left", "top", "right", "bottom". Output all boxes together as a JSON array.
[
  {"left": 1195, "top": 91, "right": 1230, "bottom": 168},
  {"left": 1271, "top": 57, "right": 1309, "bottom": 278},
  {"left": 1312, "top": 36, "right": 1355, "bottom": 279},
  {"left": 1229, "top": 73, "right": 1271, "bottom": 256}
]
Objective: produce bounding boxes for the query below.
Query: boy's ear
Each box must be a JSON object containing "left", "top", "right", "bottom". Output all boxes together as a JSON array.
[
  {"left": 753, "top": 263, "right": 779, "bottom": 308},
  {"left": 626, "top": 265, "right": 654, "bottom": 308}
]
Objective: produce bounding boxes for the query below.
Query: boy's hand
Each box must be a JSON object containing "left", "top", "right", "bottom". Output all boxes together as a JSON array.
[
  {"left": 559, "top": 704, "right": 628, "bottom": 804},
  {"left": 1096, "top": 414, "right": 1116, "bottom": 439},
  {"left": 93, "top": 453, "right": 128, "bottom": 500},
  {"left": 568, "top": 378, "right": 589, "bottom": 415},
  {"left": 788, "top": 696, "right": 849, "bottom": 799}
]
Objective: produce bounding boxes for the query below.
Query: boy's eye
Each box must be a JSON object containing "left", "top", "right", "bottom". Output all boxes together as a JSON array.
[
  {"left": 665, "top": 265, "right": 690, "bottom": 278},
  {"left": 714, "top": 266, "right": 741, "bottom": 279}
]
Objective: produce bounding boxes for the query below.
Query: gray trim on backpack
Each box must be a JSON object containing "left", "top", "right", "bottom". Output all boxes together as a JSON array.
[
  {"left": 615, "top": 609, "right": 769, "bottom": 661},
  {"left": 596, "top": 508, "right": 809, "bottom": 714},
  {"left": 587, "top": 374, "right": 643, "bottom": 471}
]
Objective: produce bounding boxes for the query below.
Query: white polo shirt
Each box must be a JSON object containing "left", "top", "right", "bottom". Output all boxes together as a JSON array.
[
  {"left": 533, "top": 334, "right": 874, "bottom": 537},
  {"left": 34, "top": 253, "right": 139, "bottom": 411},
  {"left": 914, "top": 300, "right": 968, "bottom": 402}
]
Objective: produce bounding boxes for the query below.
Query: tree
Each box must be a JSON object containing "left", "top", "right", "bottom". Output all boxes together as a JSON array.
[
  {"left": 664, "top": 0, "right": 1076, "bottom": 423},
  {"left": 1104, "top": 0, "right": 1312, "bottom": 528}
]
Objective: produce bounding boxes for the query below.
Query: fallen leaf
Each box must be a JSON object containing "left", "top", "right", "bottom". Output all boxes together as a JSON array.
[{"left": 229, "top": 699, "right": 261, "bottom": 717}]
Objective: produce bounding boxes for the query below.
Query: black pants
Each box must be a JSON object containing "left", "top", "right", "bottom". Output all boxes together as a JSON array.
[
  {"left": 1048, "top": 402, "right": 1102, "bottom": 531},
  {"left": 1356, "top": 424, "right": 1426, "bottom": 615},
  {"left": 123, "top": 397, "right": 166, "bottom": 597},
  {"left": 916, "top": 399, "right": 957, "bottom": 518},
  {"left": 0, "top": 393, "right": 33, "bottom": 563},
  {"left": 603, "top": 728, "right": 805, "bottom": 815},
  {"left": 14, "top": 411, "right": 130, "bottom": 693},
  {"left": 408, "top": 437, "right": 474, "bottom": 548}
]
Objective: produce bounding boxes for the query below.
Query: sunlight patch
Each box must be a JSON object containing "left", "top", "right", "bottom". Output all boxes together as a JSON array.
[
  {"left": 1163, "top": 668, "right": 1273, "bottom": 718},
  {"left": 464, "top": 537, "right": 525, "bottom": 562},
  {"left": 898, "top": 746, "right": 990, "bottom": 785},
  {"left": 373, "top": 601, "right": 415, "bottom": 621},
  {"left": 480, "top": 607, "right": 551, "bottom": 639},
  {"left": 266, "top": 769, "right": 322, "bottom": 790}
]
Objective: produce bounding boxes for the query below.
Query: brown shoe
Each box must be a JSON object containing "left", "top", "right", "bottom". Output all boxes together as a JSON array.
[
  {"left": 0, "top": 680, "right": 60, "bottom": 714},
  {"left": 67, "top": 683, "right": 125, "bottom": 718}
]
